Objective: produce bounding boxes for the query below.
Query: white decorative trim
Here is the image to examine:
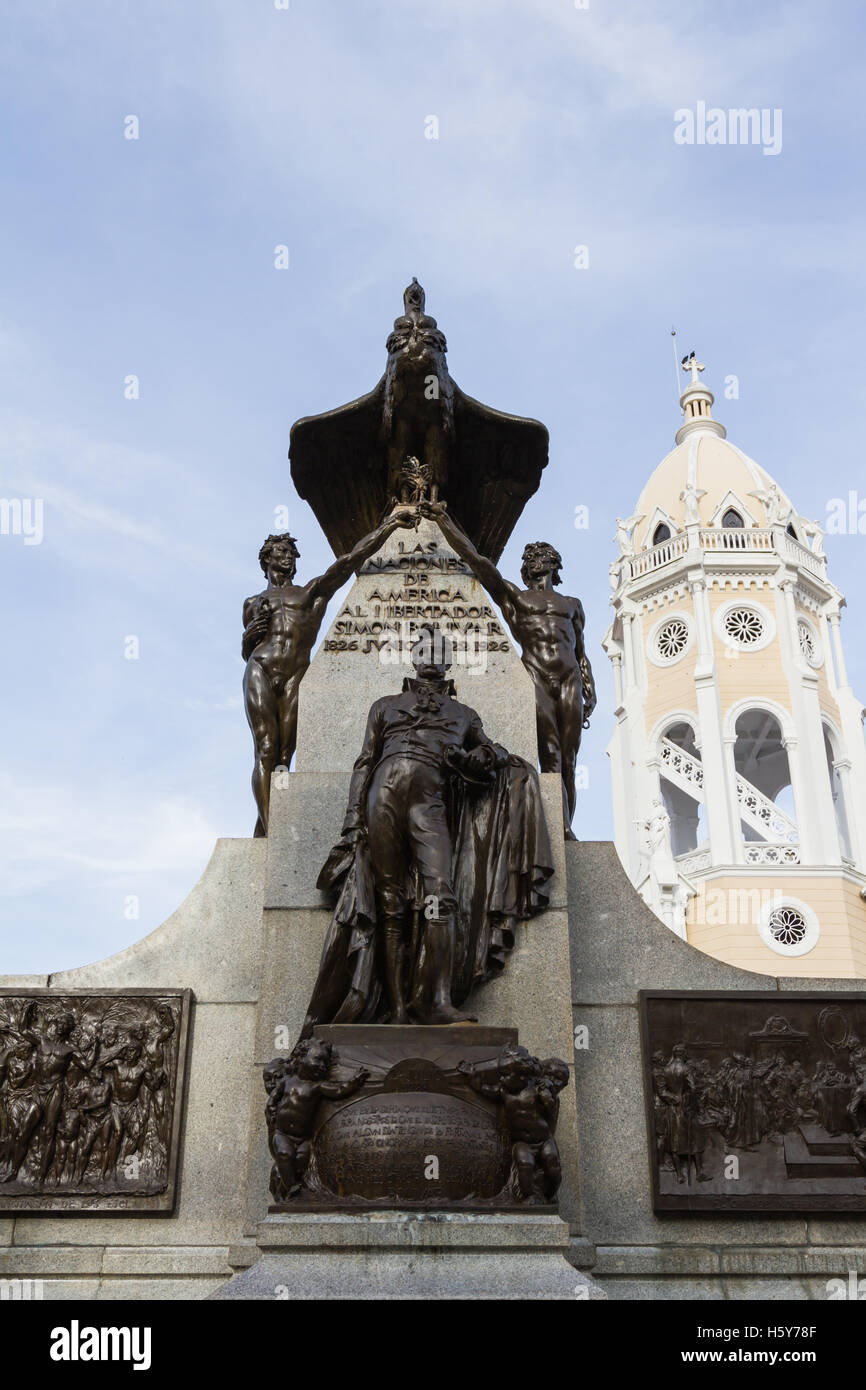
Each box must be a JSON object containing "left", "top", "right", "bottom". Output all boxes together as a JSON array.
[
  {"left": 744, "top": 843, "right": 801, "bottom": 866},
  {"left": 648, "top": 710, "right": 701, "bottom": 751},
  {"left": 675, "top": 863, "right": 866, "bottom": 886},
  {"left": 778, "top": 529, "right": 827, "bottom": 581},
  {"left": 708, "top": 489, "right": 761, "bottom": 529},
  {"left": 821, "top": 715, "right": 844, "bottom": 755},
  {"left": 757, "top": 895, "right": 820, "bottom": 957},
  {"left": 647, "top": 611, "right": 696, "bottom": 667},
  {"left": 676, "top": 847, "right": 712, "bottom": 875},
  {"left": 723, "top": 696, "right": 797, "bottom": 744},
  {"left": 736, "top": 775, "right": 798, "bottom": 843},
  {"left": 639, "top": 582, "right": 691, "bottom": 614},
  {"left": 659, "top": 737, "right": 705, "bottom": 797},
  {"left": 793, "top": 584, "right": 824, "bottom": 614},
  {"left": 706, "top": 574, "right": 773, "bottom": 592},
  {"left": 638, "top": 506, "right": 679, "bottom": 552},
  {"left": 713, "top": 597, "right": 776, "bottom": 653},
  {"left": 686, "top": 434, "right": 700, "bottom": 490}
]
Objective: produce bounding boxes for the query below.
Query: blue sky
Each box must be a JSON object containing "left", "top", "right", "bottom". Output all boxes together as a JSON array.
[{"left": 1, "top": 0, "right": 864, "bottom": 973}]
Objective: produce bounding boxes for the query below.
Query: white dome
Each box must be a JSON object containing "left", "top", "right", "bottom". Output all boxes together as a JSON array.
[{"left": 633, "top": 428, "right": 795, "bottom": 550}]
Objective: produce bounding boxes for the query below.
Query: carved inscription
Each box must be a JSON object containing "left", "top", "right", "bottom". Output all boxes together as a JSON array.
[
  {"left": 322, "top": 541, "right": 510, "bottom": 657},
  {"left": 264, "top": 1028, "right": 565, "bottom": 1210},
  {"left": 315, "top": 1092, "right": 510, "bottom": 1200}
]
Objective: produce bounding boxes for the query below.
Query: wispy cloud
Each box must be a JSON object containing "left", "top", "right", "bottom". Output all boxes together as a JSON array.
[
  {"left": 1, "top": 0, "right": 864, "bottom": 973},
  {"left": 0, "top": 771, "right": 220, "bottom": 892},
  {"left": 0, "top": 413, "right": 248, "bottom": 580}
]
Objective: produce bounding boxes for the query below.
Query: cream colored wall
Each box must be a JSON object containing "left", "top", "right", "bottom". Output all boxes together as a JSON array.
[
  {"left": 685, "top": 871, "right": 866, "bottom": 977},
  {"left": 843, "top": 876, "right": 866, "bottom": 978},
  {"left": 638, "top": 592, "right": 844, "bottom": 743},
  {"left": 818, "top": 687, "right": 842, "bottom": 725},
  {"left": 641, "top": 596, "right": 699, "bottom": 735},
  {"left": 708, "top": 586, "right": 792, "bottom": 709},
  {"left": 620, "top": 504, "right": 865, "bottom": 978},
  {"left": 638, "top": 585, "right": 798, "bottom": 742}
]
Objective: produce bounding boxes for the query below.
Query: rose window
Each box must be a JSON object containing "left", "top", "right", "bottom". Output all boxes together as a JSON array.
[
  {"left": 656, "top": 619, "right": 690, "bottom": 661},
  {"left": 723, "top": 607, "right": 764, "bottom": 646},
  {"left": 797, "top": 620, "right": 818, "bottom": 664},
  {"left": 767, "top": 907, "right": 808, "bottom": 947}
]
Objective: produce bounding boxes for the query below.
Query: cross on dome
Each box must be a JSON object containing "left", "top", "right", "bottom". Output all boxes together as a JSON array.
[
  {"left": 681, "top": 351, "right": 705, "bottom": 385},
  {"left": 675, "top": 351, "right": 723, "bottom": 444}
]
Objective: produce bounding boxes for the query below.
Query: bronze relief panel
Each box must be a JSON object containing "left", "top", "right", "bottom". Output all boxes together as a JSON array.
[
  {"left": 640, "top": 991, "right": 866, "bottom": 1212},
  {"left": 0, "top": 988, "right": 192, "bottom": 1213}
]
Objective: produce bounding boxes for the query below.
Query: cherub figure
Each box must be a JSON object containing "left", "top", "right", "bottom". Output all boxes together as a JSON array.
[
  {"left": 264, "top": 1039, "right": 368, "bottom": 1202},
  {"left": 537, "top": 1057, "right": 570, "bottom": 1131},
  {"left": 458, "top": 1046, "right": 569, "bottom": 1202}
]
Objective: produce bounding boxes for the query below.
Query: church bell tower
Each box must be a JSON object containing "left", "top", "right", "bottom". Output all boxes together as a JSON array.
[{"left": 604, "top": 355, "right": 866, "bottom": 975}]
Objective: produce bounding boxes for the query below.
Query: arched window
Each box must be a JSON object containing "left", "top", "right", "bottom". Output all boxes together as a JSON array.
[
  {"left": 653, "top": 522, "right": 672, "bottom": 545},
  {"left": 786, "top": 522, "right": 798, "bottom": 539},
  {"left": 721, "top": 508, "right": 744, "bottom": 529},
  {"left": 658, "top": 722, "right": 707, "bottom": 857},
  {"left": 733, "top": 710, "right": 797, "bottom": 845}
]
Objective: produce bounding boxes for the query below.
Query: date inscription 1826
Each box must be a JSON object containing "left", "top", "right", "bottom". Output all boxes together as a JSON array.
[{"left": 323, "top": 541, "right": 510, "bottom": 659}]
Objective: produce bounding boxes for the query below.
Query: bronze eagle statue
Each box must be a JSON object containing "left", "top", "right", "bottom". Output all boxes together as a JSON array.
[{"left": 289, "top": 279, "right": 549, "bottom": 562}]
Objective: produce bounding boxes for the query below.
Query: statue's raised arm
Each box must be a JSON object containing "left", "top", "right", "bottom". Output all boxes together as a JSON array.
[
  {"left": 241, "top": 509, "right": 417, "bottom": 836},
  {"left": 411, "top": 516, "right": 596, "bottom": 838},
  {"left": 303, "top": 505, "right": 418, "bottom": 605},
  {"left": 419, "top": 500, "right": 520, "bottom": 626}
]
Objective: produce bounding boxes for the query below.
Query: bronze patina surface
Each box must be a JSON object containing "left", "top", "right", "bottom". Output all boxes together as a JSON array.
[
  {"left": 0, "top": 988, "right": 192, "bottom": 1214},
  {"left": 641, "top": 990, "right": 866, "bottom": 1212},
  {"left": 264, "top": 1026, "right": 569, "bottom": 1210},
  {"left": 242, "top": 507, "right": 417, "bottom": 835},
  {"left": 289, "top": 280, "right": 549, "bottom": 564},
  {"left": 301, "top": 628, "right": 553, "bottom": 1032},
  {"left": 421, "top": 502, "right": 596, "bottom": 836}
]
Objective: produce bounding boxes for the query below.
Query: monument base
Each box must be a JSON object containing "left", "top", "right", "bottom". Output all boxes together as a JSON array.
[
  {"left": 7, "top": 840, "right": 866, "bottom": 1299},
  {"left": 211, "top": 1212, "right": 605, "bottom": 1300},
  {"left": 270, "top": 1024, "right": 562, "bottom": 1211}
]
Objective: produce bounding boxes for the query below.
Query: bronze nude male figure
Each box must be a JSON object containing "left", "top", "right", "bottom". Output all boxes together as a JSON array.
[
  {"left": 242, "top": 507, "right": 417, "bottom": 836},
  {"left": 420, "top": 501, "right": 596, "bottom": 837}
]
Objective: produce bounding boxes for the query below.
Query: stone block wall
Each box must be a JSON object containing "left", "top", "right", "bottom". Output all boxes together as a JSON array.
[{"left": 567, "top": 841, "right": 866, "bottom": 1300}]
